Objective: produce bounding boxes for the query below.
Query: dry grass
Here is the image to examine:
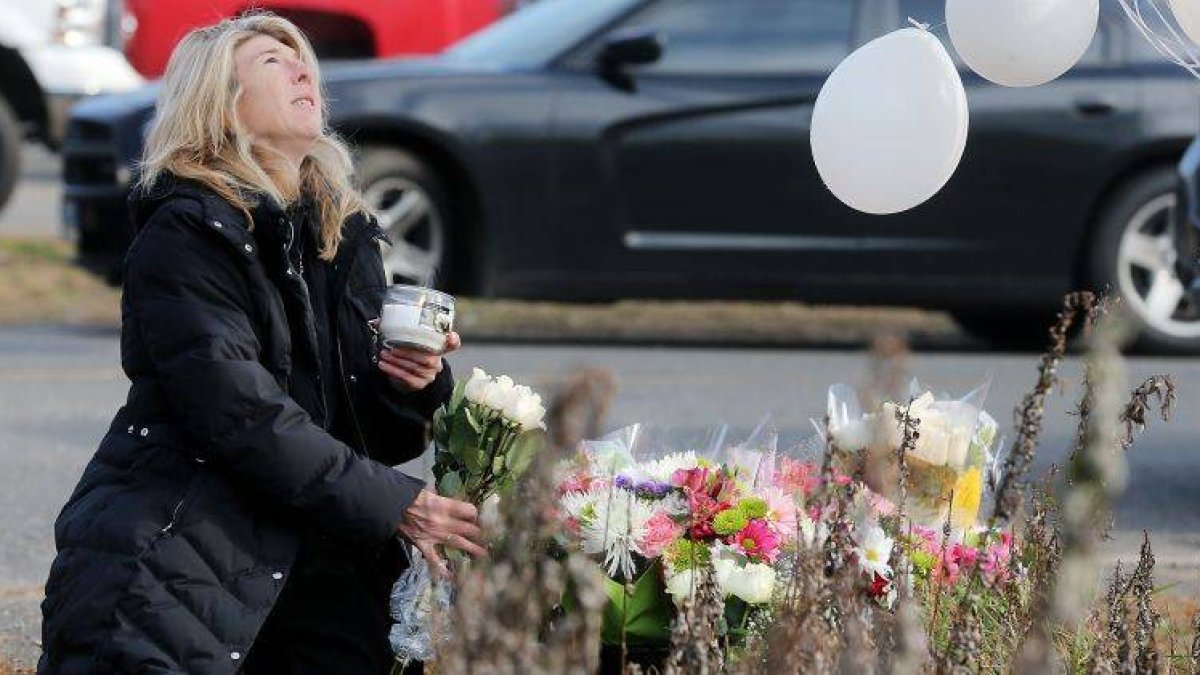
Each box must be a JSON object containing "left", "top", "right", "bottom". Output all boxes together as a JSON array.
[
  {"left": 456, "top": 298, "right": 960, "bottom": 347},
  {"left": 0, "top": 661, "right": 33, "bottom": 675},
  {"left": 0, "top": 237, "right": 120, "bottom": 325},
  {"left": 0, "top": 234, "right": 964, "bottom": 346}
]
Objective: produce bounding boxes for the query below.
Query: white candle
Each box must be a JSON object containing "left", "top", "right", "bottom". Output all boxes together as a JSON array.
[{"left": 381, "top": 303, "right": 447, "bottom": 352}]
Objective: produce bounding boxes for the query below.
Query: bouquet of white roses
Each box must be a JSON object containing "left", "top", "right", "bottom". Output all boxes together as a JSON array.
[
  {"left": 431, "top": 367, "right": 547, "bottom": 503},
  {"left": 389, "top": 368, "right": 547, "bottom": 667}
]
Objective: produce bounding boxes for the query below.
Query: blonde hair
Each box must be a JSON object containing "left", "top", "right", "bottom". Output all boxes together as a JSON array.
[{"left": 138, "top": 12, "right": 365, "bottom": 260}]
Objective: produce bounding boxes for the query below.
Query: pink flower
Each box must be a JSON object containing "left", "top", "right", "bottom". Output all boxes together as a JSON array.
[
  {"left": 686, "top": 492, "right": 730, "bottom": 541},
  {"left": 638, "top": 512, "right": 683, "bottom": 558},
  {"left": 776, "top": 458, "right": 820, "bottom": 497},
  {"left": 869, "top": 492, "right": 897, "bottom": 518},
  {"left": 762, "top": 487, "right": 799, "bottom": 542},
  {"left": 671, "top": 467, "right": 708, "bottom": 491},
  {"left": 734, "top": 519, "right": 781, "bottom": 563},
  {"left": 980, "top": 532, "right": 1013, "bottom": 587},
  {"left": 931, "top": 543, "right": 979, "bottom": 587}
]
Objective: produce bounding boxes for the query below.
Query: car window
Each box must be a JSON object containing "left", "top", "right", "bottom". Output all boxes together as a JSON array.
[
  {"left": 446, "top": 0, "right": 641, "bottom": 69},
  {"left": 896, "top": 0, "right": 1111, "bottom": 67},
  {"left": 615, "top": 0, "right": 856, "bottom": 75}
]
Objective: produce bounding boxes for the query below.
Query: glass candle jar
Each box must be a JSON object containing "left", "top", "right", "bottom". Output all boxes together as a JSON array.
[{"left": 380, "top": 285, "right": 455, "bottom": 353}]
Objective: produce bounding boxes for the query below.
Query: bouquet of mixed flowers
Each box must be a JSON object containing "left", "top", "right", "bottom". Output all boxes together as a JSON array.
[
  {"left": 826, "top": 381, "right": 999, "bottom": 531},
  {"left": 389, "top": 368, "right": 547, "bottom": 665},
  {"left": 555, "top": 424, "right": 824, "bottom": 645}
]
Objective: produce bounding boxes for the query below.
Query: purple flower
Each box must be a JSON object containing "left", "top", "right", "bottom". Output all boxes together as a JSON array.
[
  {"left": 635, "top": 480, "right": 672, "bottom": 499},
  {"left": 614, "top": 474, "right": 635, "bottom": 490}
]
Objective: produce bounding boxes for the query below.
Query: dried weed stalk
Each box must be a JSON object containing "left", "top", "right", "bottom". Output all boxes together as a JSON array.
[
  {"left": 1119, "top": 375, "right": 1176, "bottom": 451},
  {"left": 1131, "top": 533, "right": 1161, "bottom": 674},
  {"left": 665, "top": 564, "right": 725, "bottom": 675},
  {"left": 992, "top": 291, "right": 1102, "bottom": 524}
]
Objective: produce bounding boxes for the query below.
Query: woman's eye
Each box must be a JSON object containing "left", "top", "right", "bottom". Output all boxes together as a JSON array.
[{"left": 265, "top": 57, "right": 278, "bottom": 64}]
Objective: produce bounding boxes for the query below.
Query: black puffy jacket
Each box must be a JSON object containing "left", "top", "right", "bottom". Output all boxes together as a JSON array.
[{"left": 38, "top": 175, "right": 451, "bottom": 674}]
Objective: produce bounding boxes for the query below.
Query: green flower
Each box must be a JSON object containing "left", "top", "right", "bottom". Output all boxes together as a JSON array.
[
  {"left": 578, "top": 503, "right": 596, "bottom": 526},
  {"left": 910, "top": 550, "right": 936, "bottom": 574},
  {"left": 737, "top": 497, "right": 769, "bottom": 520},
  {"left": 665, "top": 540, "right": 711, "bottom": 571},
  {"left": 713, "top": 508, "right": 749, "bottom": 536}
]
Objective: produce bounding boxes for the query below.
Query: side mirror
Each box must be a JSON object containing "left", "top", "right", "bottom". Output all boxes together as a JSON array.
[{"left": 595, "top": 29, "right": 664, "bottom": 91}]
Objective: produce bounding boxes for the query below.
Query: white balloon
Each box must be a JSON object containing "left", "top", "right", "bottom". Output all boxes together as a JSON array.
[
  {"left": 1170, "top": 0, "right": 1200, "bottom": 46},
  {"left": 948, "top": 0, "right": 1099, "bottom": 87},
  {"left": 810, "top": 28, "right": 968, "bottom": 216}
]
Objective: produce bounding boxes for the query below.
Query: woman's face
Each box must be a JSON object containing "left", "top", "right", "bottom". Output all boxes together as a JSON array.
[{"left": 234, "top": 34, "right": 322, "bottom": 165}]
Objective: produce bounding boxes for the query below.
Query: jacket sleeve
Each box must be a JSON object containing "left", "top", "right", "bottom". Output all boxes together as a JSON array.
[
  {"left": 357, "top": 360, "right": 454, "bottom": 466},
  {"left": 127, "top": 205, "right": 423, "bottom": 551}
]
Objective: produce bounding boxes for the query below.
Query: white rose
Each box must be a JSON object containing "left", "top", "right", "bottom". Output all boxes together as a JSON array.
[
  {"left": 665, "top": 569, "right": 698, "bottom": 605},
  {"left": 720, "top": 562, "right": 776, "bottom": 605},
  {"left": 712, "top": 555, "right": 737, "bottom": 590},
  {"left": 481, "top": 375, "right": 518, "bottom": 412},
  {"left": 502, "top": 384, "right": 534, "bottom": 421},
  {"left": 511, "top": 392, "right": 546, "bottom": 431},
  {"left": 463, "top": 368, "right": 491, "bottom": 404}
]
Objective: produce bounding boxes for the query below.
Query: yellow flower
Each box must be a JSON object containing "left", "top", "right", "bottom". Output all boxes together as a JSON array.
[{"left": 950, "top": 468, "right": 983, "bottom": 530}]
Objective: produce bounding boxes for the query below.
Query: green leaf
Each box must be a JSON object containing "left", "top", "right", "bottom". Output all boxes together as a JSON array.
[
  {"left": 465, "top": 406, "right": 483, "bottom": 433},
  {"left": 448, "top": 378, "right": 467, "bottom": 412},
  {"left": 507, "top": 433, "right": 545, "bottom": 478},
  {"left": 452, "top": 421, "right": 483, "bottom": 473},
  {"left": 601, "top": 560, "right": 674, "bottom": 646},
  {"left": 438, "top": 471, "right": 465, "bottom": 499}
]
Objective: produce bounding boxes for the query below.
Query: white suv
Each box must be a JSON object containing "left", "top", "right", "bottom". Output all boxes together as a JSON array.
[{"left": 0, "top": 0, "right": 143, "bottom": 212}]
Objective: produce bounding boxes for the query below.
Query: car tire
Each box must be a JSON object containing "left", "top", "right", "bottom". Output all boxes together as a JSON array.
[
  {"left": 951, "top": 310, "right": 1058, "bottom": 351},
  {"left": 0, "top": 95, "right": 22, "bottom": 215},
  {"left": 1088, "top": 167, "right": 1200, "bottom": 353},
  {"left": 356, "top": 147, "right": 454, "bottom": 289}
]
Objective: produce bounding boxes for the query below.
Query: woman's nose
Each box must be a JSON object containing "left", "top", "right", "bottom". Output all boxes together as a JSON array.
[{"left": 292, "top": 60, "right": 311, "bottom": 84}]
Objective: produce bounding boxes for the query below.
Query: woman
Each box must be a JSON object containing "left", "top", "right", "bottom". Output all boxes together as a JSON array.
[{"left": 38, "top": 14, "right": 483, "bottom": 674}]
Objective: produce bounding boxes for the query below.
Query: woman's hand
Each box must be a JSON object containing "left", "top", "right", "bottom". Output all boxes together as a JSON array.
[
  {"left": 397, "top": 489, "right": 486, "bottom": 578},
  {"left": 378, "top": 332, "right": 461, "bottom": 391}
]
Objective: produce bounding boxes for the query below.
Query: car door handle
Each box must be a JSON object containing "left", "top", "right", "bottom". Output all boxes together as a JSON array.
[{"left": 1074, "top": 97, "right": 1119, "bottom": 117}]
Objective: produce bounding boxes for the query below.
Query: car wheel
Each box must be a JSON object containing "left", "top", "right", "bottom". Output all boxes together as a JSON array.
[
  {"left": 1089, "top": 167, "right": 1200, "bottom": 353},
  {"left": 0, "top": 96, "right": 22, "bottom": 214},
  {"left": 357, "top": 147, "right": 451, "bottom": 288}
]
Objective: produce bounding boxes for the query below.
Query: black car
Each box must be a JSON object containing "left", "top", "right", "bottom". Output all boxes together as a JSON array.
[{"left": 63, "top": 0, "right": 1200, "bottom": 350}]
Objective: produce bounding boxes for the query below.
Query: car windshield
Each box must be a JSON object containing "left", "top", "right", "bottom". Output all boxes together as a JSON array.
[{"left": 445, "top": 0, "right": 641, "bottom": 68}]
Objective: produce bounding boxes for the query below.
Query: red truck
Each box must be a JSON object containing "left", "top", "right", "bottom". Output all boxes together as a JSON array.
[{"left": 122, "top": 0, "right": 512, "bottom": 78}]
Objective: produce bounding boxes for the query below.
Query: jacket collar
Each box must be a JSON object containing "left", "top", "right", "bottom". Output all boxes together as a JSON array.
[{"left": 129, "top": 172, "right": 382, "bottom": 267}]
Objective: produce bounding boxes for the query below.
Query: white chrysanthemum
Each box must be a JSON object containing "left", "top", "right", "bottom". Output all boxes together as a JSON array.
[
  {"left": 580, "top": 488, "right": 656, "bottom": 580},
  {"left": 559, "top": 488, "right": 605, "bottom": 527},
  {"left": 856, "top": 522, "right": 894, "bottom": 579},
  {"left": 643, "top": 451, "right": 699, "bottom": 482}
]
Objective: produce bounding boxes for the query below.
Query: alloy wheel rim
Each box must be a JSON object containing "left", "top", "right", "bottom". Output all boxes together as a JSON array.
[
  {"left": 1115, "top": 192, "right": 1200, "bottom": 338},
  {"left": 362, "top": 176, "right": 445, "bottom": 286}
]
